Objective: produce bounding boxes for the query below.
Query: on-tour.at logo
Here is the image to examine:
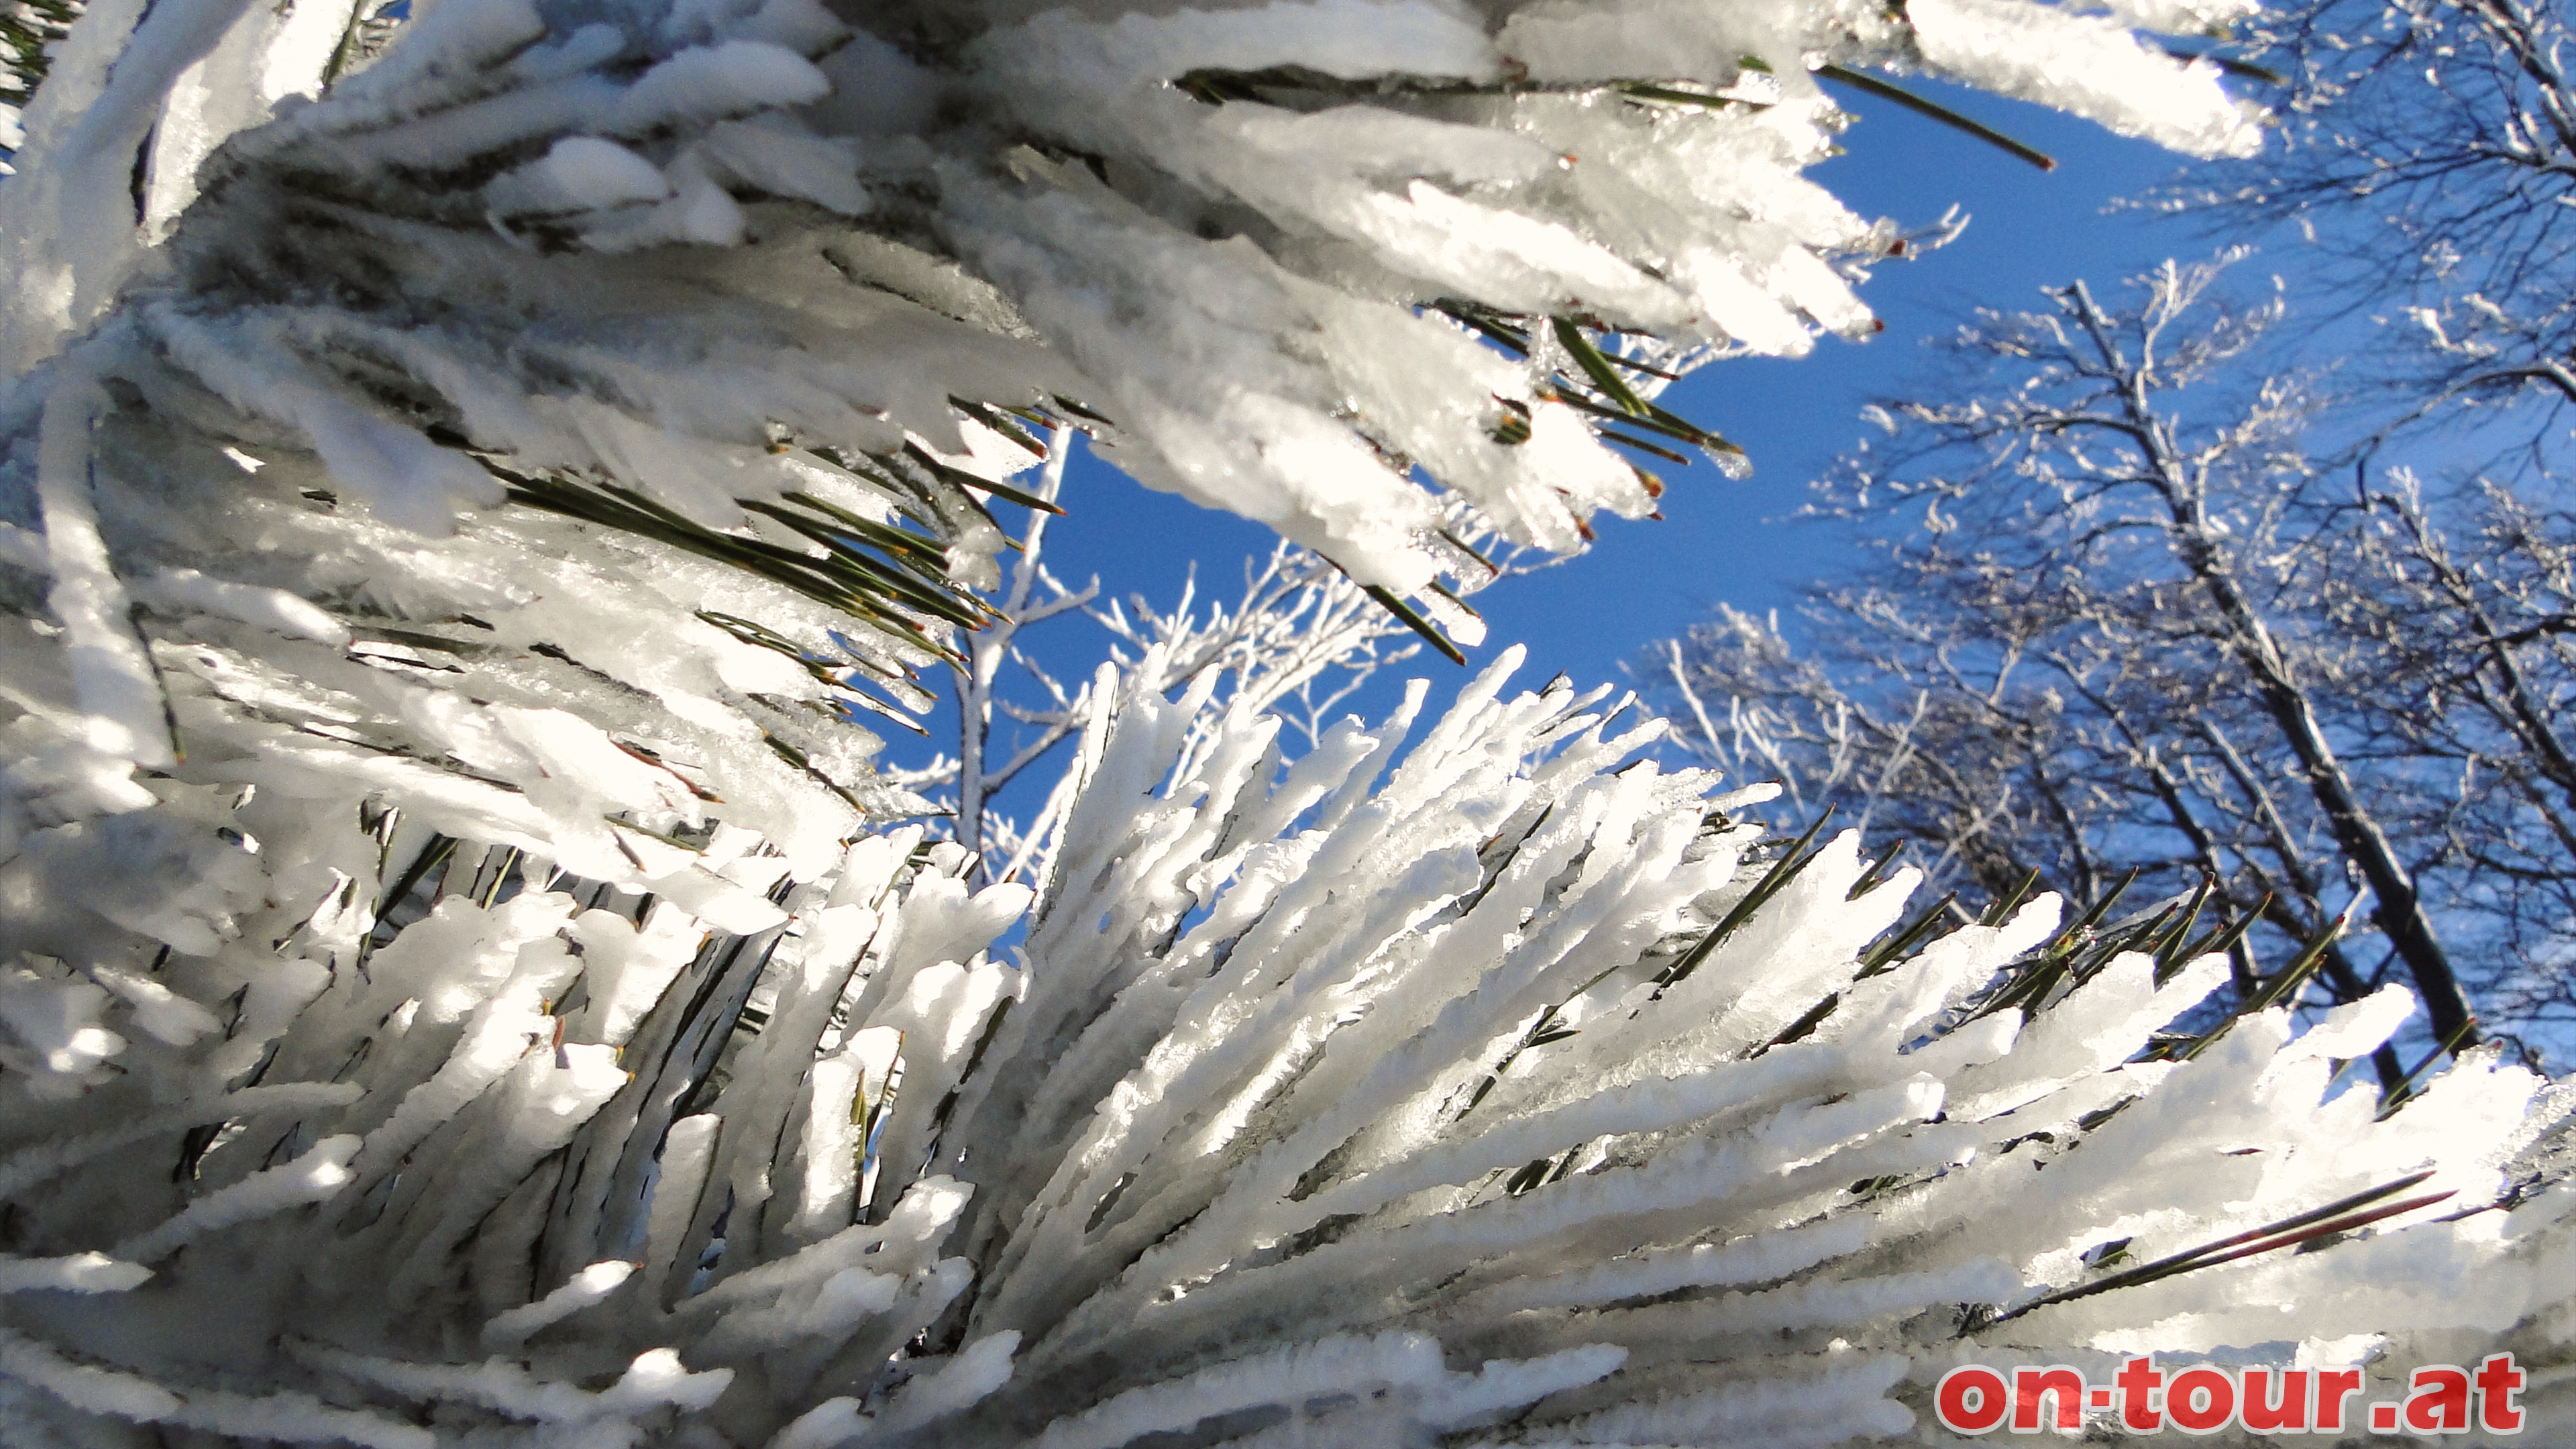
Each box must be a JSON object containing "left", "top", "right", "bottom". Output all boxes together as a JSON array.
[{"left": 1936, "top": 1354, "right": 2526, "bottom": 1436}]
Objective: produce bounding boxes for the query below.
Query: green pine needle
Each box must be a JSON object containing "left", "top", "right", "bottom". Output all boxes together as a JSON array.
[{"left": 1812, "top": 64, "right": 2057, "bottom": 171}]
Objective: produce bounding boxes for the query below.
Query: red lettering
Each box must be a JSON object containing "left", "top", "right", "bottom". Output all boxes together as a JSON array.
[
  {"left": 2013, "top": 1366, "right": 2086, "bottom": 1431},
  {"left": 2406, "top": 1365, "right": 2472, "bottom": 1433},
  {"left": 2477, "top": 1353, "right": 2526, "bottom": 1434},
  {"left": 1936, "top": 1366, "right": 2008, "bottom": 1434},
  {"left": 2315, "top": 1368, "right": 2363, "bottom": 1430},
  {"left": 2242, "top": 1368, "right": 2308, "bottom": 1432},
  {"left": 2167, "top": 1366, "right": 2236, "bottom": 1434},
  {"left": 2116, "top": 1355, "right": 2165, "bottom": 1432}
]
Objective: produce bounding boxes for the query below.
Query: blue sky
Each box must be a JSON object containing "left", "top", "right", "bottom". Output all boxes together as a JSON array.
[{"left": 885, "top": 77, "right": 2273, "bottom": 798}]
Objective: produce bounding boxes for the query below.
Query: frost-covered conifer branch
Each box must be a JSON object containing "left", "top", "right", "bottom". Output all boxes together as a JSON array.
[
  {"left": 0, "top": 649, "right": 2571, "bottom": 1447},
  {"left": 0, "top": 0, "right": 2270, "bottom": 962},
  {"left": 0, "top": 0, "right": 2267, "bottom": 642},
  {"left": 0, "top": 0, "right": 76, "bottom": 152},
  {"left": 10, "top": 1, "right": 2549, "bottom": 1446}
]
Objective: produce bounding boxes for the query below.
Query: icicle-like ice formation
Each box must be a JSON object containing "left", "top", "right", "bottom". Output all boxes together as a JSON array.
[{"left": 0, "top": 649, "right": 2567, "bottom": 1446}]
